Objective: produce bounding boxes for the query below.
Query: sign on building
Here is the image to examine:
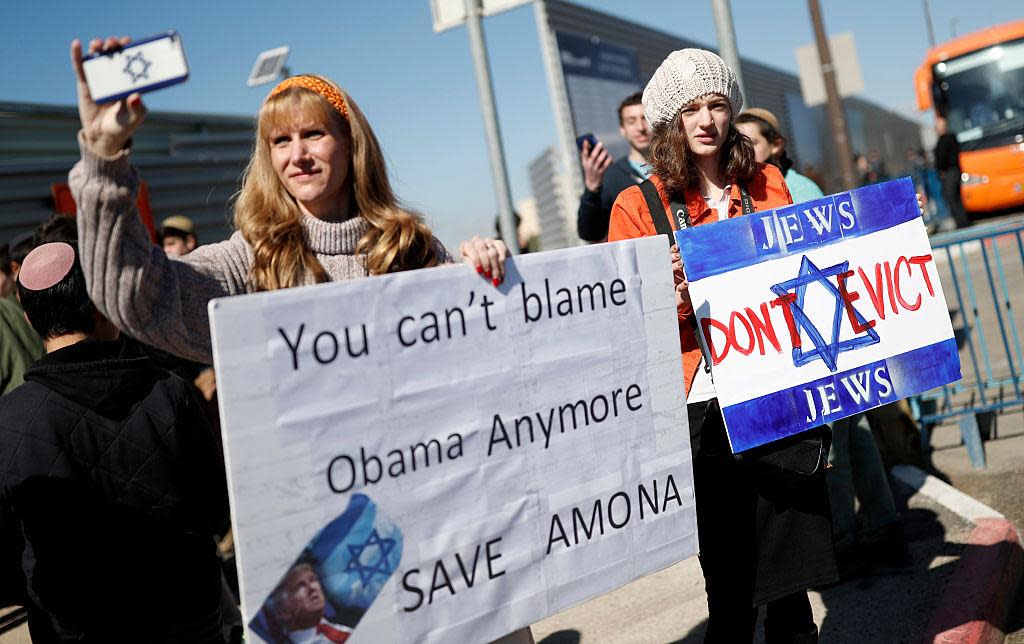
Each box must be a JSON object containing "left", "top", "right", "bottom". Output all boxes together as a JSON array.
[{"left": 554, "top": 31, "right": 642, "bottom": 161}]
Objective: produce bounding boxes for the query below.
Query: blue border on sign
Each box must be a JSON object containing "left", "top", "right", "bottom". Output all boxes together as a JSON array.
[
  {"left": 721, "top": 337, "right": 961, "bottom": 453},
  {"left": 676, "top": 177, "right": 919, "bottom": 281}
]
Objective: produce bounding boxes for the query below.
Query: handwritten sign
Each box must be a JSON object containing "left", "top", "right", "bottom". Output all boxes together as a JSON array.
[
  {"left": 676, "top": 178, "right": 961, "bottom": 452},
  {"left": 209, "top": 237, "right": 696, "bottom": 643}
]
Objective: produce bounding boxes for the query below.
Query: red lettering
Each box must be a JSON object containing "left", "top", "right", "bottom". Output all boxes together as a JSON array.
[
  {"left": 730, "top": 310, "right": 756, "bottom": 356},
  {"left": 700, "top": 317, "right": 732, "bottom": 365},
  {"left": 909, "top": 254, "right": 936, "bottom": 296},
  {"left": 884, "top": 261, "right": 899, "bottom": 315},
  {"left": 745, "top": 303, "right": 781, "bottom": 354},
  {"left": 836, "top": 269, "right": 876, "bottom": 332},
  {"left": 894, "top": 256, "right": 922, "bottom": 311},
  {"left": 857, "top": 264, "right": 887, "bottom": 320},
  {"left": 770, "top": 293, "right": 801, "bottom": 349}
]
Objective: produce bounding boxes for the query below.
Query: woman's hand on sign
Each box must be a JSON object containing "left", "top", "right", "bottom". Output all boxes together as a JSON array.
[
  {"left": 916, "top": 192, "right": 926, "bottom": 217},
  {"left": 460, "top": 236, "right": 509, "bottom": 286},
  {"left": 71, "top": 36, "right": 148, "bottom": 157},
  {"left": 671, "top": 244, "right": 692, "bottom": 311}
]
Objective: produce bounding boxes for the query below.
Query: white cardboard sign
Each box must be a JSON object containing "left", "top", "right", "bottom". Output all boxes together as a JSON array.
[{"left": 210, "top": 236, "right": 696, "bottom": 643}]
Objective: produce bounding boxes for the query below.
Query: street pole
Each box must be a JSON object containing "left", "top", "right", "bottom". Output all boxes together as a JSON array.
[
  {"left": 807, "top": 0, "right": 858, "bottom": 191},
  {"left": 464, "top": 0, "right": 520, "bottom": 255},
  {"left": 922, "top": 0, "right": 936, "bottom": 48},
  {"left": 710, "top": 0, "right": 746, "bottom": 101}
]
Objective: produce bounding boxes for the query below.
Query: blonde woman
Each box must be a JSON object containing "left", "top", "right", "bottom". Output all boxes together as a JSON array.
[
  {"left": 69, "top": 35, "right": 533, "bottom": 644},
  {"left": 69, "top": 36, "right": 508, "bottom": 365}
]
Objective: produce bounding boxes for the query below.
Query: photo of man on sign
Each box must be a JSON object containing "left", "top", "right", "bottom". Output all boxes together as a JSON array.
[{"left": 249, "top": 494, "right": 403, "bottom": 644}]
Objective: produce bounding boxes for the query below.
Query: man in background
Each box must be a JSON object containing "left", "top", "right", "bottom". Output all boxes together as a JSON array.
[
  {"left": 934, "top": 116, "right": 970, "bottom": 229},
  {"left": 0, "top": 241, "right": 229, "bottom": 641},
  {"left": 577, "top": 92, "right": 652, "bottom": 243},
  {"left": 160, "top": 214, "right": 199, "bottom": 256}
]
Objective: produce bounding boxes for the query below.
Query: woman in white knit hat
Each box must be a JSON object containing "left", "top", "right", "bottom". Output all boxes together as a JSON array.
[{"left": 609, "top": 49, "right": 836, "bottom": 643}]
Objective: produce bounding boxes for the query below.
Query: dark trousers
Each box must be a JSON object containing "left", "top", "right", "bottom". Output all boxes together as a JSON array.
[
  {"left": 689, "top": 401, "right": 818, "bottom": 644},
  {"left": 939, "top": 170, "right": 970, "bottom": 229}
]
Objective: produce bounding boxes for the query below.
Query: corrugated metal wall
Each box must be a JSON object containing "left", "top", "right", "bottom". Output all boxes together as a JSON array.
[
  {"left": 544, "top": 0, "right": 922, "bottom": 194},
  {"left": 0, "top": 102, "right": 253, "bottom": 248}
]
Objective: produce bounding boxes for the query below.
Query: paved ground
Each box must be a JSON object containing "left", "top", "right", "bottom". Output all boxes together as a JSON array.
[
  {"left": 930, "top": 410, "right": 1024, "bottom": 643},
  {"left": 530, "top": 480, "right": 973, "bottom": 644}
]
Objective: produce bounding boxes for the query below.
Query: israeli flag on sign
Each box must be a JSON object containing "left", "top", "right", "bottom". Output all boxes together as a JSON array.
[
  {"left": 676, "top": 178, "right": 960, "bottom": 452},
  {"left": 249, "top": 494, "right": 403, "bottom": 643}
]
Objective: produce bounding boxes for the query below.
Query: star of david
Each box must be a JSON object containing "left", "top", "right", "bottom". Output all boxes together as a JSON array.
[
  {"left": 122, "top": 51, "right": 152, "bottom": 83},
  {"left": 345, "top": 529, "right": 396, "bottom": 587},
  {"left": 770, "top": 255, "right": 880, "bottom": 372}
]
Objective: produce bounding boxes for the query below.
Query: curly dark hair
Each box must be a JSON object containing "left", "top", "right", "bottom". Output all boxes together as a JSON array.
[{"left": 649, "top": 114, "right": 757, "bottom": 197}]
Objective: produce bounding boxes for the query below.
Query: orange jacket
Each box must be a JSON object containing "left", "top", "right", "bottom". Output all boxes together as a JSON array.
[{"left": 608, "top": 163, "right": 793, "bottom": 394}]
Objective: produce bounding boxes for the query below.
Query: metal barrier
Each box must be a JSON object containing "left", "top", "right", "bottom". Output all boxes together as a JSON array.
[{"left": 912, "top": 216, "right": 1024, "bottom": 466}]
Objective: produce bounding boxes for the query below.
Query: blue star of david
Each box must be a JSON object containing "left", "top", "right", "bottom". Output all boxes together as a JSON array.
[
  {"left": 122, "top": 51, "right": 152, "bottom": 83},
  {"left": 770, "top": 255, "right": 880, "bottom": 372},
  {"left": 345, "top": 529, "right": 396, "bottom": 587}
]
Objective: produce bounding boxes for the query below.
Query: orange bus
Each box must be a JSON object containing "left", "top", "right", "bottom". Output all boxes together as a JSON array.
[{"left": 915, "top": 20, "right": 1024, "bottom": 213}]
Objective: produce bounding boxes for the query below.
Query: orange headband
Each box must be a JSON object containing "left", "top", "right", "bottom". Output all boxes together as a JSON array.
[{"left": 268, "top": 76, "right": 349, "bottom": 120}]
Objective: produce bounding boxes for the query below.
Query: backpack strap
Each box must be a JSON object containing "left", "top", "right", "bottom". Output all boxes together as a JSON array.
[{"left": 639, "top": 179, "right": 676, "bottom": 245}]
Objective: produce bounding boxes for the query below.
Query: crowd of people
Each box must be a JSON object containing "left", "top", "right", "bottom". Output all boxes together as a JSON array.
[{"left": 0, "top": 33, "right": 942, "bottom": 644}]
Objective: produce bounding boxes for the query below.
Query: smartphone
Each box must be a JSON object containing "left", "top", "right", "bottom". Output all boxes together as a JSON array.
[
  {"left": 81, "top": 30, "right": 189, "bottom": 104},
  {"left": 576, "top": 132, "right": 599, "bottom": 151}
]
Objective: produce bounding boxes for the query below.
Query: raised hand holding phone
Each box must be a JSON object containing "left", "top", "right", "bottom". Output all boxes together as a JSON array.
[
  {"left": 577, "top": 133, "right": 613, "bottom": 193},
  {"left": 71, "top": 36, "right": 148, "bottom": 157}
]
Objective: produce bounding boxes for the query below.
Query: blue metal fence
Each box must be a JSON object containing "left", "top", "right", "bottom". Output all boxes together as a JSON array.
[{"left": 913, "top": 217, "right": 1024, "bottom": 464}]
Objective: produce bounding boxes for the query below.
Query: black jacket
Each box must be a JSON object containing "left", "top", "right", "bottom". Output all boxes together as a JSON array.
[
  {"left": 577, "top": 156, "right": 645, "bottom": 242},
  {"left": 0, "top": 339, "right": 229, "bottom": 643},
  {"left": 934, "top": 132, "right": 961, "bottom": 173}
]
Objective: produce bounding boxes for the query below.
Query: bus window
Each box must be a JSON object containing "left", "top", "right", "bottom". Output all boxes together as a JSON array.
[{"left": 933, "top": 37, "right": 1024, "bottom": 150}]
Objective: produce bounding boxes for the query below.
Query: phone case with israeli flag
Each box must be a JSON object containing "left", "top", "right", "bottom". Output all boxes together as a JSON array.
[{"left": 81, "top": 30, "right": 189, "bottom": 104}]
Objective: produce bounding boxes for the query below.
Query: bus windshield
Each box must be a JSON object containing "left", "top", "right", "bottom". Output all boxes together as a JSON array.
[{"left": 933, "top": 37, "right": 1024, "bottom": 149}]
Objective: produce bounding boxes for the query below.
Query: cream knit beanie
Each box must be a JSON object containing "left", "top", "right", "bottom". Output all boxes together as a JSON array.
[{"left": 642, "top": 49, "right": 743, "bottom": 130}]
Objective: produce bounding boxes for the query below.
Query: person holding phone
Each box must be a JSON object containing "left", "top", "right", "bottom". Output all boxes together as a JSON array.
[
  {"left": 67, "top": 35, "right": 532, "bottom": 644},
  {"left": 576, "top": 92, "right": 652, "bottom": 243},
  {"left": 608, "top": 49, "right": 837, "bottom": 643},
  {"left": 67, "top": 36, "right": 509, "bottom": 367}
]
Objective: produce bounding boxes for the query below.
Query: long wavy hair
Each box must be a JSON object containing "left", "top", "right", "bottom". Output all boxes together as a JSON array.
[
  {"left": 649, "top": 102, "right": 757, "bottom": 198},
  {"left": 234, "top": 76, "right": 438, "bottom": 291}
]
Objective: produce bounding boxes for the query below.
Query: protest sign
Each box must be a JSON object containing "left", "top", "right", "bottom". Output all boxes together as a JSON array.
[
  {"left": 209, "top": 236, "right": 696, "bottom": 643},
  {"left": 676, "top": 178, "right": 961, "bottom": 453}
]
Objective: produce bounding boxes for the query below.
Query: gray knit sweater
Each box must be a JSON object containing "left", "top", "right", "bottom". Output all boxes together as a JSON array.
[{"left": 70, "top": 134, "right": 453, "bottom": 364}]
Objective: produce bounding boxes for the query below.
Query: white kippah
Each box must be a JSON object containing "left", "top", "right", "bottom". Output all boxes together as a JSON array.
[{"left": 642, "top": 49, "right": 743, "bottom": 130}]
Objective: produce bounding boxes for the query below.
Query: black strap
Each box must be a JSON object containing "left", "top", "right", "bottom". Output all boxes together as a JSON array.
[
  {"left": 738, "top": 182, "right": 754, "bottom": 216},
  {"left": 639, "top": 179, "right": 676, "bottom": 245},
  {"left": 641, "top": 178, "right": 754, "bottom": 244}
]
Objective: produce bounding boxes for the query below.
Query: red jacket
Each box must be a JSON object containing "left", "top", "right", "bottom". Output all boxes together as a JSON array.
[{"left": 608, "top": 163, "right": 793, "bottom": 394}]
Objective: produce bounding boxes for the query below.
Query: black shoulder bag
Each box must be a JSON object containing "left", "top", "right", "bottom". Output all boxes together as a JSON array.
[{"left": 639, "top": 178, "right": 831, "bottom": 480}]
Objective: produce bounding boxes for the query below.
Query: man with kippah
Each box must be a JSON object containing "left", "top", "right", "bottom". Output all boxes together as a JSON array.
[
  {"left": 159, "top": 214, "right": 199, "bottom": 257},
  {"left": 0, "top": 242, "right": 231, "bottom": 642}
]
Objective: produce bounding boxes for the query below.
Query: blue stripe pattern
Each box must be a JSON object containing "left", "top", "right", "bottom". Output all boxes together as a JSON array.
[
  {"left": 721, "top": 338, "right": 961, "bottom": 452},
  {"left": 676, "top": 177, "right": 918, "bottom": 281}
]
